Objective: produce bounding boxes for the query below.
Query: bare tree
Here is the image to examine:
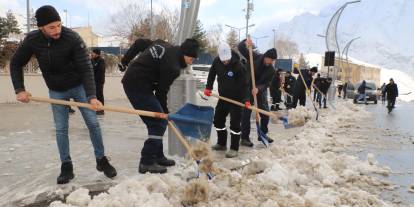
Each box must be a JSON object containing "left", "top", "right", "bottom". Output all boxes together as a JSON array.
[
  {"left": 226, "top": 29, "right": 238, "bottom": 49},
  {"left": 273, "top": 36, "right": 299, "bottom": 59},
  {"left": 298, "top": 53, "right": 309, "bottom": 69},
  {"left": 110, "top": 2, "right": 180, "bottom": 44},
  {"left": 205, "top": 24, "right": 223, "bottom": 56},
  {"left": 109, "top": 2, "right": 147, "bottom": 40}
]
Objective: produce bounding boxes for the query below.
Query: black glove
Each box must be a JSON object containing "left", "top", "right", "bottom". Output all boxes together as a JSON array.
[{"left": 118, "top": 63, "right": 126, "bottom": 72}]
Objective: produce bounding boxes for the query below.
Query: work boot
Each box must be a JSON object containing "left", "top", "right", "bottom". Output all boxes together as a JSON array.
[
  {"left": 156, "top": 156, "right": 175, "bottom": 167},
  {"left": 211, "top": 144, "right": 227, "bottom": 151},
  {"left": 96, "top": 156, "right": 117, "bottom": 178},
  {"left": 57, "top": 162, "right": 74, "bottom": 184},
  {"left": 258, "top": 136, "right": 274, "bottom": 143},
  {"left": 225, "top": 150, "right": 238, "bottom": 158},
  {"left": 139, "top": 163, "right": 167, "bottom": 174},
  {"left": 240, "top": 138, "right": 254, "bottom": 147}
]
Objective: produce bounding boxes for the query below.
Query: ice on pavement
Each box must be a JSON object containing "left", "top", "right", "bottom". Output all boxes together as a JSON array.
[{"left": 1, "top": 100, "right": 403, "bottom": 206}]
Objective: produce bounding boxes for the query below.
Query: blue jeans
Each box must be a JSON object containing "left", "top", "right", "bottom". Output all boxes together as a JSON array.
[
  {"left": 49, "top": 84, "right": 105, "bottom": 163},
  {"left": 358, "top": 93, "right": 367, "bottom": 103},
  {"left": 123, "top": 86, "right": 167, "bottom": 165}
]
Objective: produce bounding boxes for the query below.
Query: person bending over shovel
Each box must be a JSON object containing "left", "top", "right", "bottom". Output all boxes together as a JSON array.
[
  {"left": 237, "top": 39, "right": 277, "bottom": 147},
  {"left": 204, "top": 42, "right": 250, "bottom": 158},
  {"left": 9, "top": 5, "right": 117, "bottom": 184},
  {"left": 120, "top": 38, "right": 199, "bottom": 174}
]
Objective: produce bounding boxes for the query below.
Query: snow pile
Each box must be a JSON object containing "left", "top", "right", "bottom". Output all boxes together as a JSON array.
[
  {"left": 287, "top": 106, "right": 312, "bottom": 126},
  {"left": 46, "top": 101, "right": 398, "bottom": 207}
]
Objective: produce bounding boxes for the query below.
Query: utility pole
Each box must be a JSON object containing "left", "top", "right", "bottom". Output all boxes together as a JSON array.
[
  {"left": 63, "top": 9, "right": 68, "bottom": 27},
  {"left": 245, "top": 0, "right": 254, "bottom": 38},
  {"left": 272, "top": 28, "right": 276, "bottom": 48},
  {"left": 225, "top": 24, "right": 255, "bottom": 42},
  {"left": 26, "top": 0, "right": 30, "bottom": 33},
  {"left": 150, "top": 0, "right": 154, "bottom": 40}
]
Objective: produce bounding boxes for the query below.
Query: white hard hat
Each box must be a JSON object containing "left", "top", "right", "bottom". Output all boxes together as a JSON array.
[{"left": 218, "top": 42, "right": 232, "bottom": 61}]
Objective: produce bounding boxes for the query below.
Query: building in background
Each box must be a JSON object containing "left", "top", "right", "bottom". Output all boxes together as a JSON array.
[{"left": 72, "top": 26, "right": 99, "bottom": 47}]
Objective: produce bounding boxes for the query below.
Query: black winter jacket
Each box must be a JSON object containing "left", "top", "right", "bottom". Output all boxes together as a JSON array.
[
  {"left": 92, "top": 56, "right": 105, "bottom": 84},
  {"left": 237, "top": 40, "right": 274, "bottom": 93},
  {"left": 385, "top": 83, "right": 398, "bottom": 99},
  {"left": 284, "top": 75, "right": 295, "bottom": 94},
  {"left": 293, "top": 68, "right": 313, "bottom": 95},
  {"left": 10, "top": 27, "right": 96, "bottom": 98},
  {"left": 206, "top": 51, "right": 249, "bottom": 102},
  {"left": 121, "top": 39, "right": 187, "bottom": 113}
]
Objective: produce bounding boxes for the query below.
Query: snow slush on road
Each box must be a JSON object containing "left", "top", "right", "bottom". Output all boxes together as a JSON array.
[{"left": 3, "top": 101, "right": 405, "bottom": 206}]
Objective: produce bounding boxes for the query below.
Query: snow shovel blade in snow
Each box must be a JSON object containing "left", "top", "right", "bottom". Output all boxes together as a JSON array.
[{"left": 168, "top": 103, "right": 214, "bottom": 142}]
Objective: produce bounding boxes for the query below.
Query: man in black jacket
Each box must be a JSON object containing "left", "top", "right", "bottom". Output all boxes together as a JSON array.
[
  {"left": 9, "top": 5, "right": 116, "bottom": 184},
  {"left": 204, "top": 42, "right": 250, "bottom": 158},
  {"left": 120, "top": 38, "right": 199, "bottom": 174},
  {"left": 91, "top": 49, "right": 105, "bottom": 115},
  {"left": 292, "top": 66, "right": 317, "bottom": 108},
  {"left": 270, "top": 69, "right": 282, "bottom": 111},
  {"left": 313, "top": 73, "right": 321, "bottom": 101},
  {"left": 316, "top": 77, "right": 332, "bottom": 108},
  {"left": 283, "top": 71, "right": 295, "bottom": 109},
  {"left": 237, "top": 39, "right": 276, "bottom": 147},
  {"left": 384, "top": 78, "right": 398, "bottom": 113}
]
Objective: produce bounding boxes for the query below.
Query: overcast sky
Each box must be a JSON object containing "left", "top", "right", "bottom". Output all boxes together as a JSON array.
[{"left": 0, "top": 0, "right": 345, "bottom": 46}]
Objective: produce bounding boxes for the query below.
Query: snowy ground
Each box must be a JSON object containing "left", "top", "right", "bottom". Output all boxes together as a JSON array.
[{"left": 1, "top": 96, "right": 413, "bottom": 207}]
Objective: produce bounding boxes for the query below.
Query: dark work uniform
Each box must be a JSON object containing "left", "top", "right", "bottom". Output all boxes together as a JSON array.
[
  {"left": 284, "top": 74, "right": 295, "bottom": 109},
  {"left": 92, "top": 56, "right": 105, "bottom": 107},
  {"left": 206, "top": 51, "right": 249, "bottom": 151},
  {"left": 270, "top": 70, "right": 282, "bottom": 110},
  {"left": 237, "top": 40, "right": 274, "bottom": 140},
  {"left": 121, "top": 39, "right": 187, "bottom": 165},
  {"left": 292, "top": 68, "right": 313, "bottom": 108}
]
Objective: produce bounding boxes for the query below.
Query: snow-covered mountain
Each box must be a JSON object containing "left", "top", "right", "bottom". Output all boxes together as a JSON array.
[{"left": 269, "top": 0, "right": 414, "bottom": 78}]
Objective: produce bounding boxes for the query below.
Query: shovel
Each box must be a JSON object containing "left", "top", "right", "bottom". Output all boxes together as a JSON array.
[
  {"left": 296, "top": 68, "right": 319, "bottom": 120},
  {"left": 247, "top": 36, "right": 271, "bottom": 147},
  {"left": 198, "top": 91, "right": 297, "bottom": 129},
  {"left": 30, "top": 96, "right": 215, "bottom": 178}
]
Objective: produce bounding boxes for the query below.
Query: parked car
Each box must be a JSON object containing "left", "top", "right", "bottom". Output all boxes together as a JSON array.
[{"left": 353, "top": 81, "right": 378, "bottom": 104}]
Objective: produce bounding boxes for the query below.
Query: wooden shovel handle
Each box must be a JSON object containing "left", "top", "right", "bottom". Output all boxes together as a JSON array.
[
  {"left": 211, "top": 93, "right": 277, "bottom": 119},
  {"left": 247, "top": 35, "right": 261, "bottom": 121},
  {"left": 30, "top": 96, "right": 168, "bottom": 119},
  {"left": 30, "top": 96, "right": 199, "bottom": 160}
]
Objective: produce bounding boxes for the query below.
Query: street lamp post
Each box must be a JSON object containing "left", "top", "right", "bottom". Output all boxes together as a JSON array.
[
  {"left": 252, "top": 35, "right": 268, "bottom": 47},
  {"left": 63, "top": 9, "right": 68, "bottom": 27},
  {"left": 322, "top": 0, "right": 361, "bottom": 100},
  {"left": 244, "top": 0, "right": 254, "bottom": 38},
  {"left": 272, "top": 28, "right": 276, "bottom": 48},
  {"left": 225, "top": 24, "right": 255, "bottom": 42}
]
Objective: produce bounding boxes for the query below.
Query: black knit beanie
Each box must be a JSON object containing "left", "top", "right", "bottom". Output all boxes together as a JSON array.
[
  {"left": 264, "top": 48, "right": 277, "bottom": 59},
  {"left": 35, "top": 5, "right": 61, "bottom": 27},
  {"left": 180, "top": 38, "right": 199, "bottom": 58},
  {"left": 310, "top": 66, "right": 318, "bottom": 73}
]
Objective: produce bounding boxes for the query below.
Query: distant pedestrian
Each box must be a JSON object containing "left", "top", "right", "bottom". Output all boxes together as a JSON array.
[
  {"left": 384, "top": 78, "right": 398, "bottom": 113},
  {"left": 91, "top": 49, "right": 106, "bottom": 115}
]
